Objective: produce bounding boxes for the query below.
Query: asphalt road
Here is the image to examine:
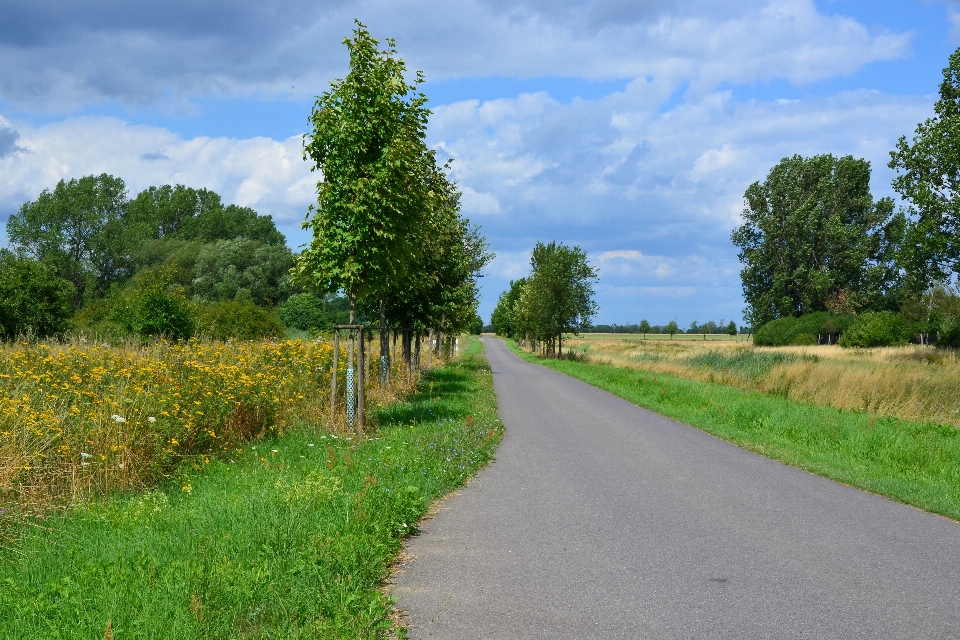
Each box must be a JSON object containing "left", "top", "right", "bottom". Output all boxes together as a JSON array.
[{"left": 393, "top": 337, "right": 960, "bottom": 639}]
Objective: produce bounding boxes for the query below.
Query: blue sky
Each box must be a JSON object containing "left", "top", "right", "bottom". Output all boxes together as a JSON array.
[{"left": 1, "top": 0, "right": 958, "bottom": 327}]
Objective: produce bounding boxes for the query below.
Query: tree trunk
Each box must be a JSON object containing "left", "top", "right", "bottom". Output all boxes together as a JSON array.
[
  {"left": 379, "top": 296, "right": 388, "bottom": 387},
  {"left": 414, "top": 330, "right": 421, "bottom": 373},
  {"left": 403, "top": 326, "right": 412, "bottom": 381},
  {"left": 436, "top": 315, "right": 445, "bottom": 357}
]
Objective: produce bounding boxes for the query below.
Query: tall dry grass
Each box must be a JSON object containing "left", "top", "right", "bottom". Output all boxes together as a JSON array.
[{"left": 564, "top": 336, "right": 960, "bottom": 428}]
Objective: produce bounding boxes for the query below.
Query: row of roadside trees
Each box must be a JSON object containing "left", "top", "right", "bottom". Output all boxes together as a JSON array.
[
  {"left": 295, "top": 22, "right": 491, "bottom": 371},
  {"left": 490, "top": 242, "right": 598, "bottom": 356},
  {"left": 731, "top": 47, "right": 960, "bottom": 348}
]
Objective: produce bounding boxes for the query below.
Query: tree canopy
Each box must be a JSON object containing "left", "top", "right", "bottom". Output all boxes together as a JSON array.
[
  {"left": 890, "top": 47, "right": 960, "bottom": 290},
  {"left": 491, "top": 278, "right": 527, "bottom": 337},
  {"left": 0, "top": 249, "right": 73, "bottom": 339},
  {"left": 731, "top": 154, "right": 904, "bottom": 328},
  {"left": 297, "top": 21, "right": 491, "bottom": 366},
  {"left": 297, "top": 21, "right": 432, "bottom": 320},
  {"left": 500, "top": 242, "right": 598, "bottom": 356},
  {"left": 7, "top": 174, "right": 128, "bottom": 309}
]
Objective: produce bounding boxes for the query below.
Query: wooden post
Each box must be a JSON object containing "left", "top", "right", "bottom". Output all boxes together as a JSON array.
[{"left": 331, "top": 328, "right": 339, "bottom": 424}]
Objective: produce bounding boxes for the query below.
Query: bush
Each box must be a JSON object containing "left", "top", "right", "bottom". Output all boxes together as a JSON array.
[
  {"left": 754, "top": 312, "right": 852, "bottom": 346},
  {"left": 839, "top": 311, "right": 910, "bottom": 348},
  {"left": 0, "top": 251, "right": 73, "bottom": 340},
  {"left": 938, "top": 316, "right": 960, "bottom": 348},
  {"left": 278, "top": 293, "right": 330, "bottom": 332},
  {"left": 468, "top": 313, "right": 483, "bottom": 335},
  {"left": 196, "top": 299, "right": 285, "bottom": 340},
  {"left": 110, "top": 269, "right": 196, "bottom": 340}
]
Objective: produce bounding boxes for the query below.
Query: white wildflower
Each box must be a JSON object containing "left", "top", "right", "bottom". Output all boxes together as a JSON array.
[
  {"left": 111, "top": 414, "right": 126, "bottom": 423},
  {"left": 147, "top": 416, "right": 157, "bottom": 423}
]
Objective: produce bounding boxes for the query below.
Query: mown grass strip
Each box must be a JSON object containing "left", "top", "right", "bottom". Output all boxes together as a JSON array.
[
  {"left": 0, "top": 337, "right": 502, "bottom": 639},
  {"left": 508, "top": 340, "right": 960, "bottom": 521}
]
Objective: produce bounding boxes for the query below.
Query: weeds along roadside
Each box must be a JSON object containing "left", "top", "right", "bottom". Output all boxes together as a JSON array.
[
  {"left": 0, "top": 335, "right": 436, "bottom": 544},
  {"left": 508, "top": 339, "right": 960, "bottom": 522},
  {"left": 0, "top": 335, "right": 503, "bottom": 639}
]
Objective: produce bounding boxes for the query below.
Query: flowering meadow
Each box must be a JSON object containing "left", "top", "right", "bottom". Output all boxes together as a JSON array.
[
  {"left": 0, "top": 338, "right": 342, "bottom": 521},
  {"left": 0, "top": 337, "right": 504, "bottom": 638}
]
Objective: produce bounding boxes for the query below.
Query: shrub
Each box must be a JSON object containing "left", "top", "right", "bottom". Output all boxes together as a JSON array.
[
  {"left": 196, "top": 299, "right": 285, "bottom": 340},
  {"left": 687, "top": 349, "right": 818, "bottom": 381},
  {"left": 936, "top": 316, "right": 960, "bottom": 348},
  {"left": 278, "top": 293, "right": 329, "bottom": 332},
  {"left": 839, "top": 311, "right": 910, "bottom": 348},
  {"left": 754, "top": 312, "right": 852, "bottom": 346},
  {"left": 110, "top": 269, "right": 196, "bottom": 341},
  {"left": 0, "top": 251, "right": 73, "bottom": 340}
]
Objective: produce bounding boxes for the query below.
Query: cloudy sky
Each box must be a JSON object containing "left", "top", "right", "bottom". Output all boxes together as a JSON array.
[{"left": 0, "top": 0, "right": 956, "bottom": 327}]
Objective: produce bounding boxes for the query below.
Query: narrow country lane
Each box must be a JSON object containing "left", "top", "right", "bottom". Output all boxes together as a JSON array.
[{"left": 393, "top": 337, "right": 960, "bottom": 639}]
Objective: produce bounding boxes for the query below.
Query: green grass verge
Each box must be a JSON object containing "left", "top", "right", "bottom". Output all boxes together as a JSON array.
[
  {"left": 0, "top": 337, "right": 502, "bottom": 639},
  {"left": 507, "top": 340, "right": 960, "bottom": 521}
]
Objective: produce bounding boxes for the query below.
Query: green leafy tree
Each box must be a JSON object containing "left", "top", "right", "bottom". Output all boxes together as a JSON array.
[
  {"left": 731, "top": 154, "right": 904, "bottom": 328},
  {"left": 191, "top": 239, "right": 293, "bottom": 306},
  {"left": 491, "top": 278, "right": 527, "bottom": 337},
  {"left": 468, "top": 313, "right": 483, "bottom": 335},
  {"left": 726, "top": 320, "right": 737, "bottom": 336},
  {"left": 368, "top": 174, "right": 492, "bottom": 362},
  {"left": 195, "top": 299, "right": 285, "bottom": 340},
  {"left": 639, "top": 319, "right": 651, "bottom": 339},
  {"left": 126, "top": 184, "right": 223, "bottom": 240},
  {"left": 889, "top": 47, "right": 960, "bottom": 291},
  {"left": 838, "top": 311, "right": 910, "bottom": 348},
  {"left": 297, "top": 22, "right": 431, "bottom": 324},
  {"left": 517, "top": 242, "right": 598, "bottom": 356},
  {"left": 0, "top": 250, "right": 73, "bottom": 340},
  {"left": 7, "top": 174, "right": 128, "bottom": 308},
  {"left": 666, "top": 320, "right": 679, "bottom": 338}
]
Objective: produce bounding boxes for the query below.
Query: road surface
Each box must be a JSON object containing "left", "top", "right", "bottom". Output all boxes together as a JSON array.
[{"left": 393, "top": 337, "right": 960, "bottom": 638}]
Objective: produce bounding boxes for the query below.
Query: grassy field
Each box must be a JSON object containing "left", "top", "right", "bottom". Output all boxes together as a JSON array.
[
  {"left": 509, "top": 339, "right": 960, "bottom": 522},
  {"left": 0, "top": 336, "right": 501, "bottom": 639},
  {"left": 563, "top": 335, "right": 960, "bottom": 428}
]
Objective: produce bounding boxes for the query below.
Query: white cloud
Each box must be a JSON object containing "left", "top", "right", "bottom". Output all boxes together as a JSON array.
[
  {"left": 691, "top": 145, "right": 744, "bottom": 181},
  {"left": 460, "top": 185, "right": 503, "bottom": 216},
  {"left": 484, "top": 250, "right": 531, "bottom": 280},
  {"left": 0, "top": 0, "right": 939, "bottom": 328},
  {"left": 0, "top": 0, "right": 911, "bottom": 112},
  {"left": 437, "top": 84, "right": 932, "bottom": 325},
  {"left": 950, "top": 4, "right": 960, "bottom": 42}
]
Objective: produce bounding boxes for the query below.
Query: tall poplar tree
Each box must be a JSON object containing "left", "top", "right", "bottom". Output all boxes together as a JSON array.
[
  {"left": 297, "top": 22, "right": 431, "bottom": 323},
  {"left": 731, "top": 154, "right": 903, "bottom": 328}
]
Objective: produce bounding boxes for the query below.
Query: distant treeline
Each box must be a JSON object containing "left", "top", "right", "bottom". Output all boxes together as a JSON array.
[{"left": 581, "top": 320, "right": 745, "bottom": 335}]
